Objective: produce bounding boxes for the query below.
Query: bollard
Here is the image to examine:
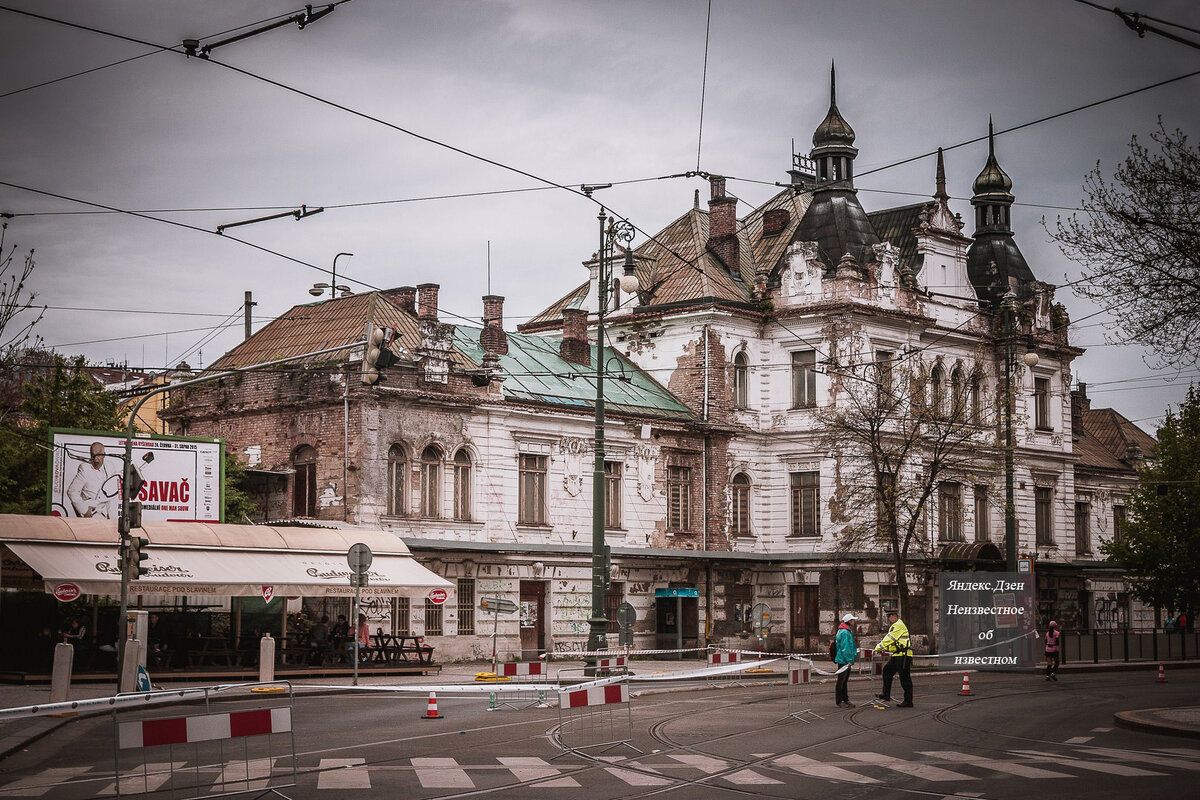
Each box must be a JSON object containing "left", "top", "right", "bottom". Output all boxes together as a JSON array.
[
  {"left": 49, "top": 643, "right": 74, "bottom": 703},
  {"left": 259, "top": 634, "right": 276, "bottom": 683}
]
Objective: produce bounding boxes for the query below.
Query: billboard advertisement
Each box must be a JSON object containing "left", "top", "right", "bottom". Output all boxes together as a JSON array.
[{"left": 47, "top": 429, "right": 224, "bottom": 522}]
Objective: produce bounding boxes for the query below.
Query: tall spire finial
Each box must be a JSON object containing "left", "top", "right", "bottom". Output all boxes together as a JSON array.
[
  {"left": 830, "top": 60, "right": 837, "bottom": 106},
  {"left": 988, "top": 116, "right": 995, "bottom": 159},
  {"left": 935, "top": 147, "right": 948, "bottom": 200}
]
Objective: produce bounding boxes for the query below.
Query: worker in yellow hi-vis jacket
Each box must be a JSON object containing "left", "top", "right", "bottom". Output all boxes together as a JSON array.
[{"left": 875, "top": 608, "right": 913, "bottom": 707}]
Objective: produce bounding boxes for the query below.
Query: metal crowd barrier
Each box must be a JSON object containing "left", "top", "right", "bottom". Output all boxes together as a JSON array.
[{"left": 553, "top": 673, "right": 639, "bottom": 758}]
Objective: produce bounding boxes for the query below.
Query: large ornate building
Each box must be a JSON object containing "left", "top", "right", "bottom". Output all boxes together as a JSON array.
[{"left": 163, "top": 72, "right": 1153, "bottom": 659}]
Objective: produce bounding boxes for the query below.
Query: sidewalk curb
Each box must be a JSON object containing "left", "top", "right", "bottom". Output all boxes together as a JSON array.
[{"left": 1114, "top": 708, "right": 1200, "bottom": 740}]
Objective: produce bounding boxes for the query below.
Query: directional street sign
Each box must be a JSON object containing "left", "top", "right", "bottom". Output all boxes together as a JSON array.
[{"left": 479, "top": 597, "right": 518, "bottom": 614}]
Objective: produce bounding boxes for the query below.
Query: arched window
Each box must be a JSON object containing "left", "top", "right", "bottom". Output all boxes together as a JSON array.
[
  {"left": 971, "top": 373, "right": 983, "bottom": 424},
  {"left": 387, "top": 444, "right": 408, "bottom": 517},
  {"left": 930, "top": 365, "right": 944, "bottom": 416},
  {"left": 453, "top": 449, "right": 472, "bottom": 521},
  {"left": 291, "top": 445, "right": 317, "bottom": 518},
  {"left": 950, "top": 367, "right": 965, "bottom": 417},
  {"left": 732, "top": 351, "right": 749, "bottom": 409},
  {"left": 420, "top": 445, "right": 442, "bottom": 518},
  {"left": 731, "top": 473, "right": 751, "bottom": 537}
]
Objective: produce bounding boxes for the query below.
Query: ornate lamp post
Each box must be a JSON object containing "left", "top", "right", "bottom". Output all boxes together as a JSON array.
[
  {"left": 587, "top": 210, "right": 638, "bottom": 674},
  {"left": 310, "top": 252, "right": 353, "bottom": 298},
  {"left": 1002, "top": 290, "right": 1038, "bottom": 572}
]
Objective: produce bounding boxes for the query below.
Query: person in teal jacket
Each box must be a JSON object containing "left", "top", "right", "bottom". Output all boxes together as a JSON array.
[{"left": 834, "top": 613, "right": 858, "bottom": 708}]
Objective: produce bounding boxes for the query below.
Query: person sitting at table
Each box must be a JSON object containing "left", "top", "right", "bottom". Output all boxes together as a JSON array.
[
  {"left": 308, "top": 615, "right": 331, "bottom": 665},
  {"left": 346, "top": 614, "right": 371, "bottom": 662},
  {"left": 331, "top": 614, "right": 349, "bottom": 662}
]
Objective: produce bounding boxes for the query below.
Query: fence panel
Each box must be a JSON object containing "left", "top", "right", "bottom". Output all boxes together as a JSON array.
[{"left": 554, "top": 679, "right": 639, "bottom": 757}]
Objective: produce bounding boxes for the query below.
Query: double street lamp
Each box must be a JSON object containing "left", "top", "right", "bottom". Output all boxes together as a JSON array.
[
  {"left": 310, "top": 252, "right": 353, "bottom": 298},
  {"left": 1001, "top": 290, "right": 1038, "bottom": 573},
  {"left": 586, "top": 209, "right": 639, "bottom": 673}
]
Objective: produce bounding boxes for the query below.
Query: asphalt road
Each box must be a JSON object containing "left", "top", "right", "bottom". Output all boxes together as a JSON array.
[{"left": 1, "top": 670, "right": 1196, "bottom": 799}]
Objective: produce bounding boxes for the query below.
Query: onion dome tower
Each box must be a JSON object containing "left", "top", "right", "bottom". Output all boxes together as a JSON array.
[{"left": 966, "top": 119, "right": 1036, "bottom": 304}]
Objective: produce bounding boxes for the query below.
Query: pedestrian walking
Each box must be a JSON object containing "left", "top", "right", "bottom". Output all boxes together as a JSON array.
[
  {"left": 1044, "top": 620, "right": 1061, "bottom": 681},
  {"left": 833, "top": 613, "right": 858, "bottom": 708},
  {"left": 875, "top": 607, "right": 913, "bottom": 707}
]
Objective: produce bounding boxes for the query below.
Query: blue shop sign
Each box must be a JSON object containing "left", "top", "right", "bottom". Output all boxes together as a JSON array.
[{"left": 654, "top": 587, "right": 699, "bottom": 598}]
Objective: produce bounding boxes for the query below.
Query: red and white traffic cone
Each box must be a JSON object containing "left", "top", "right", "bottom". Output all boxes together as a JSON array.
[
  {"left": 421, "top": 691, "right": 444, "bottom": 720},
  {"left": 1156, "top": 663, "right": 1167, "bottom": 684},
  {"left": 959, "top": 672, "right": 973, "bottom": 696}
]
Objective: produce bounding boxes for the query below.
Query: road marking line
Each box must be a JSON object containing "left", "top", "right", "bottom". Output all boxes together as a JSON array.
[
  {"left": 1152, "top": 748, "right": 1200, "bottom": 757},
  {"left": 215, "top": 757, "right": 273, "bottom": 791},
  {"left": 497, "top": 757, "right": 579, "bottom": 787},
  {"left": 838, "top": 752, "right": 976, "bottom": 782},
  {"left": 412, "top": 757, "right": 473, "bottom": 788},
  {"left": 1010, "top": 750, "right": 1165, "bottom": 776},
  {"left": 605, "top": 767, "right": 672, "bottom": 786},
  {"left": 668, "top": 754, "right": 729, "bottom": 774},
  {"left": 97, "top": 762, "right": 183, "bottom": 795},
  {"left": 1064, "top": 737, "right": 1093, "bottom": 744},
  {"left": 316, "top": 758, "right": 370, "bottom": 790},
  {"left": 725, "top": 768, "right": 784, "bottom": 785},
  {"left": 922, "top": 750, "right": 1073, "bottom": 778},
  {"left": 0, "top": 767, "right": 94, "bottom": 797},
  {"left": 1080, "top": 747, "right": 1200, "bottom": 772},
  {"left": 1091, "top": 727, "right": 1113, "bottom": 732},
  {"left": 774, "top": 754, "right": 880, "bottom": 784}
]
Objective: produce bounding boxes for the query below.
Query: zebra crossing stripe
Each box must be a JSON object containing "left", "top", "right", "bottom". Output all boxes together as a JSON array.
[
  {"left": 668, "top": 754, "right": 729, "bottom": 773},
  {"left": 497, "top": 757, "right": 579, "bottom": 787},
  {"left": 97, "top": 762, "right": 182, "bottom": 795},
  {"left": 412, "top": 757, "right": 473, "bottom": 788},
  {"left": 838, "top": 752, "right": 976, "bottom": 782},
  {"left": 724, "top": 768, "right": 784, "bottom": 785},
  {"left": 1079, "top": 747, "right": 1200, "bottom": 772},
  {"left": 215, "top": 757, "right": 273, "bottom": 791},
  {"left": 603, "top": 767, "right": 671, "bottom": 786},
  {"left": 774, "top": 754, "right": 880, "bottom": 784},
  {"left": 921, "top": 750, "right": 1073, "bottom": 779},
  {"left": 1009, "top": 750, "right": 1165, "bottom": 776},
  {"left": 316, "top": 758, "right": 370, "bottom": 790},
  {"left": 0, "top": 766, "right": 93, "bottom": 797}
]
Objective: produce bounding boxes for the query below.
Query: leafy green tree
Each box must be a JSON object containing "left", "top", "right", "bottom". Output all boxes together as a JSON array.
[
  {"left": 0, "top": 355, "right": 122, "bottom": 514},
  {"left": 223, "top": 449, "right": 261, "bottom": 523},
  {"left": 1102, "top": 386, "right": 1200, "bottom": 622}
]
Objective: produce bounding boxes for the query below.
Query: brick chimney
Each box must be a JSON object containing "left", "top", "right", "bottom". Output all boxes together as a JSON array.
[
  {"left": 417, "top": 283, "right": 439, "bottom": 322},
  {"left": 392, "top": 286, "right": 418, "bottom": 315},
  {"left": 480, "top": 295, "right": 508, "bottom": 356},
  {"left": 1070, "top": 382, "right": 1090, "bottom": 437},
  {"left": 560, "top": 308, "right": 591, "bottom": 366},
  {"left": 707, "top": 175, "right": 739, "bottom": 274}
]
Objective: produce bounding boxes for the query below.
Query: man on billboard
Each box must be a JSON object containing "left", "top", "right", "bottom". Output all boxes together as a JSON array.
[{"left": 66, "top": 441, "right": 120, "bottom": 518}]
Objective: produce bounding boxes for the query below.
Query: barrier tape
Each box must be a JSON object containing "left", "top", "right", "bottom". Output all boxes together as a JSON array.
[
  {"left": 0, "top": 685, "right": 239, "bottom": 721},
  {"left": 910, "top": 629, "right": 1040, "bottom": 659}
]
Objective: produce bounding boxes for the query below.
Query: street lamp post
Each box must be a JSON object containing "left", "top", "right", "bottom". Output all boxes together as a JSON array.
[
  {"left": 1002, "top": 290, "right": 1037, "bottom": 573},
  {"left": 586, "top": 209, "right": 638, "bottom": 674},
  {"left": 310, "top": 252, "right": 353, "bottom": 298}
]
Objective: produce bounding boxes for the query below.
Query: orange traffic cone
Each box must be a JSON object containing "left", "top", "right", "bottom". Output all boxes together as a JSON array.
[
  {"left": 959, "top": 672, "right": 973, "bottom": 696},
  {"left": 1156, "top": 663, "right": 1167, "bottom": 684},
  {"left": 421, "top": 691, "right": 444, "bottom": 720}
]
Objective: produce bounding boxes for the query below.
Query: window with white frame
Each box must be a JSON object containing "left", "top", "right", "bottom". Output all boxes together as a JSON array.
[
  {"left": 1035, "top": 485, "right": 1055, "bottom": 546},
  {"left": 790, "top": 471, "right": 820, "bottom": 537},
  {"left": 939, "top": 481, "right": 963, "bottom": 541},
  {"left": 386, "top": 444, "right": 408, "bottom": 517},
  {"left": 731, "top": 473, "right": 751, "bottom": 537},
  {"left": 1034, "top": 376, "right": 1052, "bottom": 430},
  {"left": 518, "top": 454, "right": 548, "bottom": 525},
  {"left": 604, "top": 460, "right": 622, "bottom": 529},
  {"left": 1075, "top": 499, "right": 1092, "bottom": 554},
  {"left": 791, "top": 350, "right": 817, "bottom": 408},
  {"left": 733, "top": 351, "right": 749, "bottom": 408},
  {"left": 453, "top": 449, "right": 472, "bottom": 521},
  {"left": 974, "top": 485, "right": 990, "bottom": 541},
  {"left": 666, "top": 465, "right": 691, "bottom": 532},
  {"left": 419, "top": 445, "right": 442, "bottom": 518},
  {"left": 1114, "top": 504, "right": 1126, "bottom": 542}
]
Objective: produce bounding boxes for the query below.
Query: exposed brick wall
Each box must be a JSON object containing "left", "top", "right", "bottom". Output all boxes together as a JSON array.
[{"left": 666, "top": 328, "right": 730, "bottom": 421}]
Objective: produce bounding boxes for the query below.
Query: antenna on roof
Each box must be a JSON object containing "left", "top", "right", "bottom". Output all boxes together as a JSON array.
[{"left": 487, "top": 240, "right": 491, "bottom": 296}]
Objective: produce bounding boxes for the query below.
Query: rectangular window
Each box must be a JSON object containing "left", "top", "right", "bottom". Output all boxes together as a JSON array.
[
  {"left": 453, "top": 456, "right": 471, "bottom": 521},
  {"left": 1075, "top": 501, "right": 1092, "bottom": 554},
  {"left": 420, "top": 459, "right": 440, "bottom": 518},
  {"left": 791, "top": 350, "right": 818, "bottom": 408},
  {"left": 424, "top": 599, "right": 443, "bottom": 636},
  {"left": 293, "top": 462, "right": 316, "bottom": 517},
  {"left": 518, "top": 454, "right": 548, "bottom": 525},
  {"left": 1035, "top": 486, "right": 1055, "bottom": 546},
  {"left": 605, "top": 581, "right": 625, "bottom": 634},
  {"left": 1034, "top": 377, "right": 1052, "bottom": 430},
  {"left": 731, "top": 476, "right": 751, "bottom": 537},
  {"left": 666, "top": 466, "right": 691, "bottom": 532},
  {"left": 604, "top": 461, "right": 622, "bottom": 529},
  {"left": 974, "top": 485, "right": 990, "bottom": 542},
  {"left": 790, "top": 471, "right": 821, "bottom": 537},
  {"left": 1114, "top": 504, "right": 1126, "bottom": 542},
  {"left": 387, "top": 457, "right": 406, "bottom": 517},
  {"left": 875, "top": 349, "right": 894, "bottom": 396},
  {"left": 457, "top": 578, "right": 475, "bottom": 635},
  {"left": 939, "top": 482, "right": 963, "bottom": 541},
  {"left": 395, "top": 597, "right": 411, "bottom": 635}
]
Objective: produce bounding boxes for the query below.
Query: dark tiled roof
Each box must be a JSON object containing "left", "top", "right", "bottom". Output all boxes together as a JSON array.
[
  {"left": 1081, "top": 407, "right": 1157, "bottom": 466},
  {"left": 793, "top": 188, "right": 880, "bottom": 269},
  {"left": 868, "top": 203, "right": 927, "bottom": 268},
  {"left": 966, "top": 234, "right": 1035, "bottom": 306}
]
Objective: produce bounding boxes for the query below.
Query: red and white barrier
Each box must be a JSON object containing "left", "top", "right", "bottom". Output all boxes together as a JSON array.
[
  {"left": 499, "top": 661, "right": 546, "bottom": 677},
  {"left": 709, "top": 651, "right": 741, "bottom": 665},
  {"left": 559, "top": 683, "right": 629, "bottom": 709},
  {"left": 789, "top": 665, "right": 810, "bottom": 685},
  {"left": 597, "top": 655, "right": 626, "bottom": 671},
  {"left": 118, "top": 708, "right": 291, "bottom": 750}
]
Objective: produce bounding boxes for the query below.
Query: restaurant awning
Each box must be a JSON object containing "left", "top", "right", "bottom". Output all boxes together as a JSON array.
[{"left": 0, "top": 514, "right": 451, "bottom": 598}]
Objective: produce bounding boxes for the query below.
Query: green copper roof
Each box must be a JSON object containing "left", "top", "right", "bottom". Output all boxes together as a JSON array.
[{"left": 453, "top": 326, "right": 694, "bottom": 421}]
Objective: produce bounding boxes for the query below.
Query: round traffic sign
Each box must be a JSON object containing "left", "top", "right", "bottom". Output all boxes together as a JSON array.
[
  {"left": 427, "top": 588, "right": 448, "bottom": 605},
  {"left": 615, "top": 601, "right": 636, "bottom": 629},
  {"left": 347, "top": 543, "right": 373, "bottom": 573}
]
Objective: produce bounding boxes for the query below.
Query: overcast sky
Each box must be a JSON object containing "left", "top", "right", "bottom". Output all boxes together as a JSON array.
[{"left": 1, "top": 0, "right": 1197, "bottom": 430}]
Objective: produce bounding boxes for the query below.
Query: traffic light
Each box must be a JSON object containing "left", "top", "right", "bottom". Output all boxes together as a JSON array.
[
  {"left": 117, "top": 535, "right": 130, "bottom": 571},
  {"left": 128, "top": 535, "right": 150, "bottom": 580},
  {"left": 362, "top": 325, "right": 399, "bottom": 384},
  {"left": 123, "top": 460, "right": 145, "bottom": 502}
]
